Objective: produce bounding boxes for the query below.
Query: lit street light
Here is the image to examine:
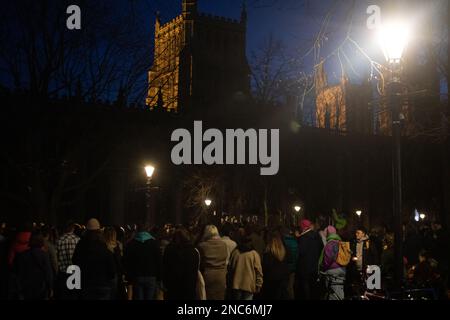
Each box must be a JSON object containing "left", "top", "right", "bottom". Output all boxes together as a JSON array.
[
  {"left": 205, "top": 199, "right": 212, "bottom": 207},
  {"left": 377, "top": 16, "right": 411, "bottom": 290},
  {"left": 356, "top": 210, "right": 362, "bottom": 217},
  {"left": 144, "top": 165, "right": 155, "bottom": 225},
  {"left": 419, "top": 213, "right": 426, "bottom": 221},
  {"left": 293, "top": 205, "right": 302, "bottom": 227},
  {"left": 145, "top": 165, "right": 155, "bottom": 178}
]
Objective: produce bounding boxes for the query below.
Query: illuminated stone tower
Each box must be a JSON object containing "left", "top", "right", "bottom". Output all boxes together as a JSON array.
[{"left": 146, "top": 0, "right": 250, "bottom": 113}]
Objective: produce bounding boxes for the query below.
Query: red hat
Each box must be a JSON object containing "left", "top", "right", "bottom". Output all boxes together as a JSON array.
[{"left": 299, "top": 219, "right": 312, "bottom": 231}]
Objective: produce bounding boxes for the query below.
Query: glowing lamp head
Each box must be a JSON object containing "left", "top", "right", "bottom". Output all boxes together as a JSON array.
[
  {"left": 205, "top": 199, "right": 212, "bottom": 207},
  {"left": 145, "top": 165, "right": 155, "bottom": 178},
  {"left": 294, "top": 206, "right": 301, "bottom": 213},
  {"left": 356, "top": 210, "right": 362, "bottom": 217},
  {"left": 419, "top": 213, "right": 426, "bottom": 220},
  {"left": 377, "top": 18, "right": 411, "bottom": 64}
]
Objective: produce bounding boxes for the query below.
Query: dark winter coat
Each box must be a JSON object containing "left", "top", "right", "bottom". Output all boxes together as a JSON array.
[
  {"left": 72, "top": 231, "right": 116, "bottom": 289},
  {"left": 163, "top": 242, "right": 199, "bottom": 300},
  {"left": 13, "top": 248, "right": 53, "bottom": 300},
  {"left": 260, "top": 252, "right": 289, "bottom": 300},
  {"left": 123, "top": 232, "right": 161, "bottom": 283}
]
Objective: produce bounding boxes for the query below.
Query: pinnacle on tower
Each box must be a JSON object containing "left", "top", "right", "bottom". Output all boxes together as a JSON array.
[
  {"left": 182, "top": 0, "right": 197, "bottom": 19},
  {"left": 241, "top": 0, "right": 247, "bottom": 24}
]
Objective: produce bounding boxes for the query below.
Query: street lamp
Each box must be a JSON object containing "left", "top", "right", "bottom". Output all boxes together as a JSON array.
[
  {"left": 144, "top": 165, "right": 155, "bottom": 225},
  {"left": 293, "top": 205, "right": 301, "bottom": 227},
  {"left": 205, "top": 199, "right": 212, "bottom": 207},
  {"left": 356, "top": 210, "right": 362, "bottom": 217},
  {"left": 377, "top": 17, "right": 411, "bottom": 291},
  {"left": 419, "top": 213, "right": 426, "bottom": 221},
  {"left": 145, "top": 165, "right": 155, "bottom": 178}
]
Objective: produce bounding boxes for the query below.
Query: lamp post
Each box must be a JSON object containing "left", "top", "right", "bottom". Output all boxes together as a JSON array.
[
  {"left": 377, "top": 18, "right": 411, "bottom": 290},
  {"left": 294, "top": 205, "right": 301, "bottom": 227},
  {"left": 203, "top": 198, "right": 212, "bottom": 224},
  {"left": 144, "top": 165, "right": 155, "bottom": 225}
]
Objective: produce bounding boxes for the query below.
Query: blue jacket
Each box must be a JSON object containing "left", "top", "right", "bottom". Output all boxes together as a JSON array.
[{"left": 283, "top": 235, "right": 298, "bottom": 272}]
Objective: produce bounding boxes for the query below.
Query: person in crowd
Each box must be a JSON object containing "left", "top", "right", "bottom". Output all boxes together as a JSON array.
[
  {"left": 72, "top": 218, "right": 116, "bottom": 300},
  {"left": 430, "top": 221, "right": 449, "bottom": 287},
  {"left": 160, "top": 225, "right": 174, "bottom": 256},
  {"left": 163, "top": 227, "right": 199, "bottom": 300},
  {"left": 228, "top": 235, "right": 263, "bottom": 300},
  {"left": 104, "top": 226, "right": 125, "bottom": 300},
  {"left": 41, "top": 225, "right": 58, "bottom": 276},
  {"left": 73, "top": 224, "right": 84, "bottom": 238},
  {"left": 404, "top": 223, "right": 422, "bottom": 267},
  {"left": 8, "top": 222, "right": 32, "bottom": 267},
  {"left": 369, "top": 226, "right": 385, "bottom": 265},
  {"left": 281, "top": 227, "right": 298, "bottom": 299},
  {"left": 380, "top": 232, "right": 395, "bottom": 290},
  {"left": 221, "top": 223, "right": 237, "bottom": 265},
  {"left": 246, "top": 224, "right": 265, "bottom": 259},
  {"left": 260, "top": 231, "right": 289, "bottom": 300},
  {"left": 319, "top": 226, "right": 346, "bottom": 300},
  {"left": 197, "top": 225, "right": 228, "bottom": 300},
  {"left": 346, "top": 226, "right": 379, "bottom": 296},
  {"left": 407, "top": 250, "right": 447, "bottom": 299},
  {"left": 316, "top": 215, "right": 329, "bottom": 246},
  {"left": 123, "top": 223, "right": 161, "bottom": 300},
  {"left": 12, "top": 231, "right": 53, "bottom": 300},
  {"left": 295, "top": 219, "right": 324, "bottom": 300},
  {"left": 55, "top": 221, "right": 80, "bottom": 300}
]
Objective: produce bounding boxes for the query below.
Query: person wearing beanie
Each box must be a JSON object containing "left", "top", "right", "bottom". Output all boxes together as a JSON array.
[
  {"left": 318, "top": 226, "right": 346, "bottom": 300},
  {"left": 295, "top": 219, "right": 323, "bottom": 300},
  {"left": 72, "top": 218, "right": 116, "bottom": 300}
]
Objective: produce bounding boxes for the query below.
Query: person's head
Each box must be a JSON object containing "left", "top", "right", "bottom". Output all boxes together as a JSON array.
[
  {"left": 172, "top": 227, "right": 192, "bottom": 245},
  {"left": 202, "top": 225, "right": 220, "bottom": 241},
  {"left": 103, "top": 227, "right": 117, "bottom": 245},
  {"left": 355, "top": 226, "right": 368, "bottom": 241},
  {"left": 299, "top": 219, "right": 313, "bottom": 232},
  {"left": 86, "top": 218, "right": 101, "bottom": 231},
  {"left": 29, "top": 231, "right": 45, "bottom": 249},
  {"left": 325, "top": 225, "right": 337, "bottom": 238},
  {"left": 419, "top": 250, "right": 430, "bottom": 263},
  {"left": 221, "top": 223, "right": 234, "bottom": 238},
  {"left": 64, "top": 221, "right": 76, "bottom": 234},
  {"left": 137, "top": 223, "right": 151, "bottom": 233},
  {"left": 265, "top": 231, "right": 286, "bottom": 262}
]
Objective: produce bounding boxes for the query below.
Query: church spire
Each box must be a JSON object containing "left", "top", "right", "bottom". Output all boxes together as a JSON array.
[
  {"left": 155, "top": 11, "right": 161, "bottom": 31},
  {"left": 241, "top": 1, "right": 247, "bottom": 24}
]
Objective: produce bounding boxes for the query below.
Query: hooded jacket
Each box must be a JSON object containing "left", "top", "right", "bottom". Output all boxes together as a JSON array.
[{"left": 123, "top": 232, "right": 161, "bottom": 282}]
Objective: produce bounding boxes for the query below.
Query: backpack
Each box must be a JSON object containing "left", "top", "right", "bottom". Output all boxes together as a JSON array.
[{"left": 336, "top": 241, "right": 352, "bottom": 267}]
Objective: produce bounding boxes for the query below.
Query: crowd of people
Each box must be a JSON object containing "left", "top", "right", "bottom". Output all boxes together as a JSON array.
[{"left": 0, "top": 216, "right": 448, "bottom": 300}]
